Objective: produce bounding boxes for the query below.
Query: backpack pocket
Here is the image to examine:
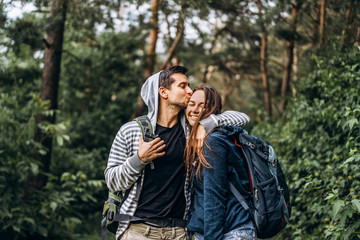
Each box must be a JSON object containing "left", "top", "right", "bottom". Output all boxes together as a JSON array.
[
  {"left": 254, "top": 176, "right": 289, "bottom": 238},
  {"left": 256, "top": 176, "right": 279, "bottom": 210}
]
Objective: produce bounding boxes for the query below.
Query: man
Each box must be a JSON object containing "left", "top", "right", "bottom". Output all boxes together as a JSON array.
[{"left": 105, "top": 66, "right": 250, "bottom": 240}]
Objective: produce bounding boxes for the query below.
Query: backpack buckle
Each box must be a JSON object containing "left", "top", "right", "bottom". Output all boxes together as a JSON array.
[
  {"left": 272, "top": 158, "right": 276, "bottom": 167},
  {"left": 108, "top": 211, "right": 114, "bottom": 221},
  {"left": 144, "top": 129, "right": 158, "bottom": 141},
  {"left": 246, "top": 142, "right": 255, "bottom": 149}
]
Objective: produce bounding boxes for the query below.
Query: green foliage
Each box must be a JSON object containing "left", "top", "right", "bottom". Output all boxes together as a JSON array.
[
  {"left": 0, "top": 91, "right": 104, "bottom": 239},
  {"left": 1, "top": 0, "right": 359, "bottom": 239},
  {"left": 1, "top": 1, "right": 146, "bottom": 238},
  {"left": 252, "top": 47, "right": 360, "bottom": 239},
  {"left": 59, "top": 31, "right": 145, "bottom": 151},
  {"left": 7, "top": 16, "right": 44, "bottom": 53}
]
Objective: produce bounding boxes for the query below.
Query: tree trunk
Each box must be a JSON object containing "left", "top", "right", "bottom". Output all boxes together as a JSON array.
[
  {"left": 257, "top": 0, "right": 272, "bottom": 117},
  {"left": 30, "top": 0, "right": 68, "bottom": 189},
  {"left": 130, "top": 0, "right": 160, "bottom": 120},
  {"left": 356, "top": 27, "right": 360, "bottom": 46},
  {"left": 144, "top": 0, "right": 160, "bottom": 77},
  {"left": 312, "top": 7, "right": 320, "bottom": 45},
  {"left": 203, "top": 65, "right": 216, "bottom": 84},
  {"left": 221, "top": 74, "right": 236, "bottom": 108},
  {"left": 279, "top": 43, "right": 294, "bottom": 115},
  {"left": 202, "top": 27, "right": 223, "bottom": 83},
  {"left": 319, "top": 0, "right": 326, "bottom": 46},
  {"left": 341, "top": 0, "right": 357, "bottom": 46},
  {"left": 131, "top": 0, "right": 159, "bottom": 119},
  {"left": 279, "top": 1, "right": 299, "bottom": 115},
  {"left": 131, "top": 1, "right": 186, "bottom": 119},
  {"left": 260, "top": 34, "right": 272, "bottom": 117}
]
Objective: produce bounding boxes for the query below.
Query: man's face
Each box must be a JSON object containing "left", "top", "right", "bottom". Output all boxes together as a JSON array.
[{"left": 166, "top": 73, "right": 193, "bottom": 110}]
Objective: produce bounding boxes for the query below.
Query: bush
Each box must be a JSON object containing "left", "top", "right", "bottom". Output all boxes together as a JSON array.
[
  {"left": 0, "top": 92, "right": 103, "bottom": 240},
  {"left": 252, "top": 47, "right": 360, "bottom": 239}
]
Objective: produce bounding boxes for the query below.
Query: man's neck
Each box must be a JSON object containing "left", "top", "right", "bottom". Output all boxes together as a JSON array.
[{"left": 157, "top": 102, "right": 181, "bottom": 128}]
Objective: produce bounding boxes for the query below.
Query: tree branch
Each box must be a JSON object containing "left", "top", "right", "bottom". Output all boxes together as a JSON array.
[
  {"left": 220, "top": 60, "right": 265, "bottom": 90},
  {"left": 159, "top": 10, "right": 184, "bottom": 70},
  {"left": 62, "top": 49, "right": 82, "bottom": 61},
  {"left": 32, "top": 9, "right": 50, "bottom": 13},
  {"left": 267, "top": 58, "right": 285, "bottom": 69}
]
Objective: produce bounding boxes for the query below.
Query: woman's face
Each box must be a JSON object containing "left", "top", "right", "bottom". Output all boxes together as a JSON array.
[{"left": 186, "top": 90, "right": 205, "bottom": 126}]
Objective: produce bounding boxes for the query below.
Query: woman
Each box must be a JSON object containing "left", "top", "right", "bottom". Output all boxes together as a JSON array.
[{"left": 185, "top": 86, "right": 256, "bottom": 240}]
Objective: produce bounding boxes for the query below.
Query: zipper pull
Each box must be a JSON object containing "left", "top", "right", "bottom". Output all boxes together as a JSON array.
[{"left": 255, "top": 188, "right": 260, "bottom": 202}]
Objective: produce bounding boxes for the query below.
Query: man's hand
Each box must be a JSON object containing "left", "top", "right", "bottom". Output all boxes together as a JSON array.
[
  {"left": 138, "top": 137, "right": 166, "bottom": 163},
  {"left": 195, "top": 124, "right": 207, "bottom": 150}
]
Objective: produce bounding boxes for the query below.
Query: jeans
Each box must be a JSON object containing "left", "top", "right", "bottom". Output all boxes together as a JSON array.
[{"left": 193, "top": 221, "right": 256, "bottom": 240}]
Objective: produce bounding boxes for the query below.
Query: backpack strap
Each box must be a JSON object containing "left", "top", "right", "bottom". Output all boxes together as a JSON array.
[
  {"left": 134, "top": 115, "right": 155, "bottom": 142},
  {"left": 101, "top": 188, "right": 133, "bottom": 240},
  {"left": 134, "top": 115, "right": 156, "bottom": 169},
  {"left": 229, "top": 181, "right": 250, "bottom": 211},
  {"left": 104, "top": 188, "right": 187, "bottom": 228},
  {"left": 101, "top": 216, "right": 107, "bottom": 240}
]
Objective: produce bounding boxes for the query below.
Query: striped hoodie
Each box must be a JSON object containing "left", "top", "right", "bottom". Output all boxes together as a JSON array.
[{"left": 104, "top": 71, "right": 250, "bottom": 239}]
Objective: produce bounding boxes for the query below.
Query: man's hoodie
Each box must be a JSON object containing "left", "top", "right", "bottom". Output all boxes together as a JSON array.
[{"left": 141, "top": 71, "right": 187, "bottom": 133}]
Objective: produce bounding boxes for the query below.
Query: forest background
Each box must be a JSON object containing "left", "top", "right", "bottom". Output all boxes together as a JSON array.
[{"left": 0, "top": 0, "right": 359, "bottom": 239}]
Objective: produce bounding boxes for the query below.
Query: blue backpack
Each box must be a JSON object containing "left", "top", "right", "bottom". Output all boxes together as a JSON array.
[{"left": 227, "top": 128, "right": 291, "bottom": 239}]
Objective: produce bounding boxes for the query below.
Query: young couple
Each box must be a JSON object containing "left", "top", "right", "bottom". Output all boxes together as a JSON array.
[{"left": 105, "top": 66, "right": 256, "bottom": 240}]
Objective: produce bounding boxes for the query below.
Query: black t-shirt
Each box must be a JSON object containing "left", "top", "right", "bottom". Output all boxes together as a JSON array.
[{"left": 134, "top": 121, "right": 187, "bottom": 219}]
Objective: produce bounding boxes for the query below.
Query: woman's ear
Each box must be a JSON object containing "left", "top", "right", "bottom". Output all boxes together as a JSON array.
[{"left": 159, "top": 86, "right": 168, "bottom": 99}]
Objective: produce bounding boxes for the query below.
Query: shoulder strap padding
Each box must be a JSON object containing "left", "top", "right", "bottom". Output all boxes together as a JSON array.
[{"left": 134, "top": 115, "right": 153, "bottom": 141}]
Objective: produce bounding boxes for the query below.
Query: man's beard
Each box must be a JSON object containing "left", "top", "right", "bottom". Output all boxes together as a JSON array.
[{"left": 171, "top": 101, "right": 188, "bottom": 111}]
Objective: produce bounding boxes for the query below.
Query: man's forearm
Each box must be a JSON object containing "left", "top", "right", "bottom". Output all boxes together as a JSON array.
[
  {"left": 105, "top": 130, "right": 146, "bottom": 192},
  {"left": 200, "top": 110, "right": 250, "bottom": 133},
  {"left": 105, "top": 153, "right": 145, "bottom": 192}
]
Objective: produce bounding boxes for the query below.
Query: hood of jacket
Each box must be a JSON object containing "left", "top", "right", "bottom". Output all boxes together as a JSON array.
[{"left": 141, "top": 71, "right": 162, "bottom": 131}]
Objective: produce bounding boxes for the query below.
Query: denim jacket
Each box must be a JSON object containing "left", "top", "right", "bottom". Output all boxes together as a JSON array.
[{"left": 187, "top": 126, "right": 252, "bottom": 240}]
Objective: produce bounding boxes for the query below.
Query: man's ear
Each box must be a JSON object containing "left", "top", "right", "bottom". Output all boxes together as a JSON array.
[{"left": 159, "top": 86, "right": 168, "bottom": 99}]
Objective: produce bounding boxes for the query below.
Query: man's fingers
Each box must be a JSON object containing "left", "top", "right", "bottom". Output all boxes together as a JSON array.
[
  {"left": 156, "top": 151, "right": 166, "bottom": 157},
  {"left": 156, "top": 143, "right": 166, "bottom": 152},
  {"left": 138, "top": 137, "right": 167, "bottom": 162},
  {"left": 153, "top": 139, "right": 165, "bottom": 149},
  {"left": 150, "top": 137, "right": 162, "bottom": 144}
]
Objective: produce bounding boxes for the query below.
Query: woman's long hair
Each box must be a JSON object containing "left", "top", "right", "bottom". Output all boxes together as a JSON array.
[{"left": 185, "top": 85, "right": 222, "bottom": 179}]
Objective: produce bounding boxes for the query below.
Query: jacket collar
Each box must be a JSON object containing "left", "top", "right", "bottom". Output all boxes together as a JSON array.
[{"left": 218, "top": 125, "right": 246, "bottom": 137}]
